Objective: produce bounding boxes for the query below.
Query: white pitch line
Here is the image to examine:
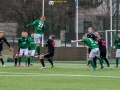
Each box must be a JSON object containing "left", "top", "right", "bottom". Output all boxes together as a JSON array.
[{"left": 0, "top": 73, "right": 120, "bottom": 79}]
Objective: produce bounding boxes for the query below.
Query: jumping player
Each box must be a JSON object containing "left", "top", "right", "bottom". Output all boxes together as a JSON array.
[
  {"left": 40, "top": 35, "right": 55, "bottom": 69},
  {"left": 28, "top": 33, "right": 36, "bottom": 66},
  {"left": 27, "top": 16, "right": 46, "bottom": 57},
  {"left": 0, "top": 31, "right": 12, "bottom": 67},
  {"left": 71, "top": 34, "right": 104, "bottom": 70},
  {"left": 97, "top": 33, "right": 109, "bottom": 67},
  {"left": 113, "top": 32, "right": 120, "bottom": 67},
  {"left": 17, "top": 31, "right": 29, "bottom": 67}
]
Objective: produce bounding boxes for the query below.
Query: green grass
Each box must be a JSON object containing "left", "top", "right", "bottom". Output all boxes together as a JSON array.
[{"left": 0, "top": 62, "right": 120, "bottom": 90}]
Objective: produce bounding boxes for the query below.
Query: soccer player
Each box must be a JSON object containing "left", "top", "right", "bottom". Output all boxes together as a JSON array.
[
  {"left": 97, "top": 33, "right": 109, "bottom": 67},
  {"left": 71, "top": 34, "right": 104, "bottom": 70},
  {"left": 27, "top": 16, "right": 46, "bottom": 57},
  {"left": 40, "top": 35, "right": 55, "bottom": 69},
  {"left": 28, "top": 33, "right": 36, "bottom": 66},
  {"left": 17, "top": 31, "right": 29, "bottom": 67},
  {"left": 113, "top": 32, "right": 120, "bottom": 67},
  {"left": 87, "top": 27, "right": 97, "bottom": 67},
  {"left": 0, "top": 31, "right": 12, "bottom": 67}
]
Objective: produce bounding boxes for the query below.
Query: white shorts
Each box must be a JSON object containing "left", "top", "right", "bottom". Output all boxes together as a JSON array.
[
  {"left": 89, "top": 48, "right": 100, "bottom": 58},
  {"left": 34, "top": 34, "right": 42, "bottom": 44},
  {"left": 116, "top": 49, "right": 120, "bottom": 58},
  {"left": 28, "top": 50, "right": 36, "bottom": 56},
  {"left": 19, "top": 48, "right": 28, "bottom": 56}
]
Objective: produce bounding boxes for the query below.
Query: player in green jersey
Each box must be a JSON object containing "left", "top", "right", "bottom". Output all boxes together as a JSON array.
[
  {"left": 27, "top": 16, "right": 45, "bottom": 57},
  {"left": 71, "top": 34, "right": 104, "bottom": 70},
  {"left": 113, "top": 33, "right": 120, "bottom": 67},
  {"left": 28, "top": 33, "right": 36, "bottom": 66},
  {"left": 17, "top": 31, "right": 29, "bottom": 67}
]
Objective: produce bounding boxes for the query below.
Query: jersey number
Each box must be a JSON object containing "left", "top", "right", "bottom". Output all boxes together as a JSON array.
[{"left": 38, "top": 22, "right": 43, "bottom": 30}]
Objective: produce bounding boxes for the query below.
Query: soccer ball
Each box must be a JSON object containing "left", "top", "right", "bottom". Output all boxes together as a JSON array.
[{"left": 49, "top": 1, "right": 54, "bottom": 5}]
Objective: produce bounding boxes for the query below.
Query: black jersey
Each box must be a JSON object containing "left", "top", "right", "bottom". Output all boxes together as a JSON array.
[
  {"left": 97, "top": 38, "right": 106, "bottom": 50},
  {"left": 46, "top": 39, "right": 55, "bottom": 54},
  {"left": 0, "top": 37, "right": 10, "bottom": 50},
  {"left": 87, "top": 33, "right": 97, "bottom": 41}
]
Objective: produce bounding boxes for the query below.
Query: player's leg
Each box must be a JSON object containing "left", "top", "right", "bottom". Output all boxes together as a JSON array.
[
  {"left": 115, "top": 49, "right": 120, "bottom": 67},
  {"left": 17, "top": 48, "right": 24, "bottom": 66},
  {"left": 40, "top": 54, "right": 45, "bottom": 68},
  {"left": 28, "top": 50, "right": 30, "bottom": 66},
  {"left": 29, "top": 50, "right": 35, "bottom": 66},
  {"left": 14, "top": 53, "right": 19, "bottom": 66},
  {"left": 24, "top": 49, "right": 28, "bottom": 67},
  {"left": 93, "top": 56, "right": 97, "bottom": 68},
  {"left": 47, "top": 54, "right": 54, "bottom": 68},
  {"left": 0, "top": 50, "right": 5, "bottom": 67}
]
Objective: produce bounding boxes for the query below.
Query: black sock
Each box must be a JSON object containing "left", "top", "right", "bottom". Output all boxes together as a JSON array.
[
  {"left": 0, "top": 58, "right": 4, "bottom": 65},
  {"left": 48, "top": 58, "right": 53, "bottom": 65},
  {"left": 93, "top": 57, "right": 97, "bottom": 68},
  {"left": 28, "top": 58, "right": 30, "bottom": 66},
  {"left": 15, "top": 58, "right": 18, "bottom": 66},
  {"left": 40, "top": 59, "right": 45, "bottom": 67},
  {"left": 103, "top": 57, "right": 109, "bottom": 66},
  {"left": 87, "top": 61, "right": 90, "bottom": 65}
]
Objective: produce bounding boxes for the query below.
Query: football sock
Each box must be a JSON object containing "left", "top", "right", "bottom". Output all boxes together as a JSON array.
[
  {"left": 30, "top": 56, "right": 34, "bottom": 63},
  {"left": 98, "top": 57, "right": 103, "bottom": 67},
  {"left": 15, "top": 58, "right": 18, "bottom": 66},
  {"left": 103, "top": 57, "right": 109, "bottom": 66},
  {"left": 40, "top": 59, "right": 45, "bottom": 67},
  {"left": 48, "top": 58, "right": 53, "bottom": 65},
  {"left": 25, "top": 57, "right": 28, "bottom": 65},
  {"left": 0, "top": 58, "right": 4, "bottom": 65},
  {"left": 116, "top": 59, "right": 119, "bottom": 66},
  {"left": 89, "top": 60, "right": 96, "bottom": 68},
  {"left": 28, "top": 58, "right": 30, "bottom": 66},
  {"left": 18, "top": 57, "right": 21, "bottom": 64},
  {"left": 87, "top": 61, "right": 90, "bottom": 65},
  {"left": 37, "top": 46, "right": 40, "bottom": 55},
  {"left": 93, "top": 57, "right": 97, "bottom": 68}
]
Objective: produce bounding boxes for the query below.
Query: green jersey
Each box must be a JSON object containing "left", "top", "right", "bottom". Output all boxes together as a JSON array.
[
  {"left": 18, "top": 37, "right": 29, "bottom": 49},
  {"left": 28, "top": 37, "right": 36, "bottom": 50},
  {"left": 82, "top": 38, "right": 98, "bottom": 49},
  {"left": 114, "top": 38, "right": 120, "bottom": 49},
  {"left": 28, "top": 19, "right": 45, "bottom": 34}
]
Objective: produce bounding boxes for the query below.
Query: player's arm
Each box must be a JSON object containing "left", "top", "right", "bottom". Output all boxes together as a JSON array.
[
  {"left": 27, "top": 20, "right": 37, "bottom": 27},
  {"left": 113, "top": 39, "right": 117, "bottom": 49},
  {"left": 4, "top": 38, "right": 12, "bottom": 51},
  {"left": 45, "top": 40, "right": 49, "bottom": 47},
  {"left": 71, "top": 40, "right": 82, "bottom": 42}
]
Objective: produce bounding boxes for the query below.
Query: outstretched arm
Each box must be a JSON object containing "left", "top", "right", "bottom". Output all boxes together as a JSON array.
[
  {"left": 4, "top": 38, "right": 12, "bottom": 51},
  {"left": 27, "top": 20, "right": 36, "bottom": 26},
  {"left": 71, "top": 40, "right": 82, "bottom": 42}
]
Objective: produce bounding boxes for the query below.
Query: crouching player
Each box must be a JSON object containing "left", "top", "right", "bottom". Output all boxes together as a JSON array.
[
  {"left": 28, "top": 33, "right": 36, "bottom": 66},
  {"left": 40, "top": 35, "right": 55, "bottom": 69},
  {"left": 71, "top": 34, "right": 104, "bottom": 70},
  {"left": 17, "top": 31, "right": 29, "bottom": 67},
  {"left": 113, "top": 32, "right": 120, "bottom": 67}
]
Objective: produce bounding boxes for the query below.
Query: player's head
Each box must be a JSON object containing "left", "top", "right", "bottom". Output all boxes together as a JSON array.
[
  {"left": 98, "top": 33, "right": 103, "bottom": 38},
  {"left": 40, "top": 16, "right": 45, "bottom": 21},
  {"left": 31, "top": 32, "right": 34, "bottom": 37},
  {"left": 49, "top": 35, "right": 55, "bottom": 40},
  {"left": 0, "top": 31, "right": 4, "bottom": 37},
  {"left": 95, "top": 31, "right": 99, "bottom": 37},
  {"left": 21, "top": 31, "right": 25, "bottom": 37},
  {"left": 24, "top": 32, "right": 28, "bottom": 37},
  {"left": 82, "top": 34, "right": 87, "bottom": 38},
  {"left": 88, "top": 27, "right": 93, "bottom": 33},
  {"left": 118, "top": 33, "right": 120, "bottom": 38}
]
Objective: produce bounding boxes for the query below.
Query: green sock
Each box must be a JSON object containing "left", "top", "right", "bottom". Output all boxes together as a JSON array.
[
  {"left": 89, "top": 60, "right": 96, "bottom": 68},
  {"left": 25, "top": 57, "right": 28, "bottom": 65},
  {"left": 37, "top": 46, "right": 40, "bottom": 55},
  {"left": 18, "top": 57, "right": 21, "bottom": 64},
  {"left": 30, "top": 56, "right": 34, "bottom": 63},
  {"left": 98, "top": 57, "right": 103, "bottom": 67},
  {"left": 116, "top": 59, "right": 119, "bottom": 66}
]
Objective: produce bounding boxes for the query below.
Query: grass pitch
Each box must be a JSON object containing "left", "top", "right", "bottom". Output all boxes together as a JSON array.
[{"left": 0, "top": 62, "right": 120, "bottom": 90}]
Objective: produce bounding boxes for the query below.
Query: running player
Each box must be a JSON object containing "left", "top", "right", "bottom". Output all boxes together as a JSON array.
[
  {"left": 28, "top": 33, "right": 36, "bottom": 66},
  {"left": 97, "top": 33, "right": 109, "bottom": 67},
  {"left": 17, "top": 31, "right": 29, "bottom": 67},
  {"left": 87, "top": 27, "right": 97, "bottom": 67},
  {"left": 71, "top": 34, "right": 104, "bottom": 70},
  {"left": 113, "top": 32, "right": 120, "bottom": 67},
  {"left": 27, "top": 16, "right": 46, "bottom": 57},
  {"left": 0, "top": 31, "right": 12, "bottom": 67},
  {"left": 40, "top": 35, "right": 55, "bottom": 69}
]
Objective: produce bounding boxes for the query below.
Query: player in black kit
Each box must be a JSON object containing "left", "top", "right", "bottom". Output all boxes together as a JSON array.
[
  {"left": 40, "top": 35, "right": 55, "bottom": 69},
  {"left": 97, "top": 33, "right": 109, "bottom": 67},
  {"left": 87, "top": 27, "right": 97, "bottom": 67},
  {"left": 0, "top": 31, "right": 12, "bottom": 67}
]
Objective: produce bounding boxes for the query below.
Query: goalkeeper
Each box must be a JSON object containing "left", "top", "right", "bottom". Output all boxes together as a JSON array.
[
  {"left": 26, "top": 16, "right": 46, "bottom": 57},
  {"left": 71, "top": 34, "right": 104, "bottom": 70}
]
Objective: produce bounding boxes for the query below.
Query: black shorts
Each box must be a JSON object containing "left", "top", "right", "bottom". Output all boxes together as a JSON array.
[
  {"left": 0, "top": 50, "right": 2, "bottom": 56},
  {"left": 100, "top": 49, "right": 106, "bottom": 58},
  {"left": 43, "top": 52, "right": 54, "bottom": 58}
]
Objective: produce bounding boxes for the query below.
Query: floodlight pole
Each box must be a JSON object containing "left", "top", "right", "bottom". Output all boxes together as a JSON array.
[
  {"left": 75, "top": 0, "right": 78, "bottom": 47},
  {"left": 42, "top": 0, "right": 44, "bottom": 47}
]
